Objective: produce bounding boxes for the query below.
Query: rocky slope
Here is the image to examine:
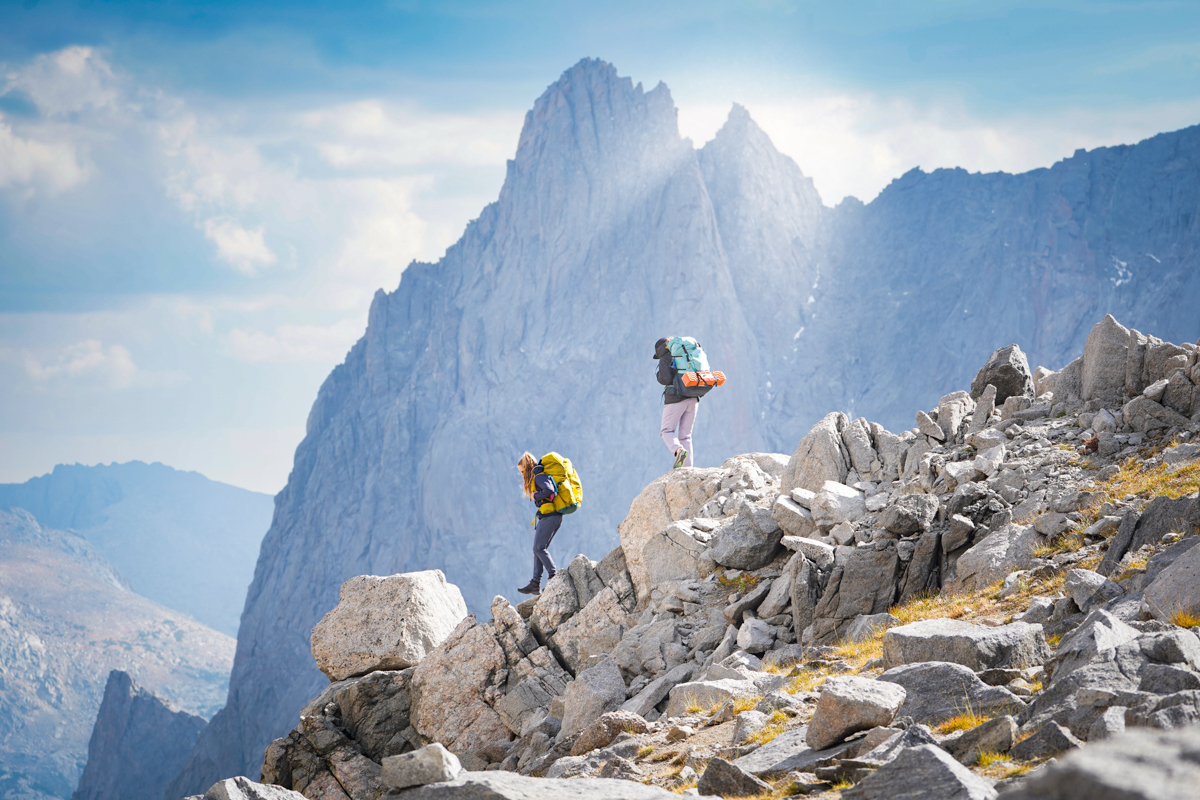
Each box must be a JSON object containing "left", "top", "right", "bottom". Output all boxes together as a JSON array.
[
  {"left": 0, "top": 509, "right": 234, "bottom": 800},
  {"left": 71, "top": 671, "right": 206, "bottom": 800},
  {"left": 169, "top": 57, "right": 1200, "bottom": 793},
  {"left": 177, "top": 314, "right": 1200, "bottom": 799},
  {"left": 0, "top": 461, "right": 273, "bottom": 636}
]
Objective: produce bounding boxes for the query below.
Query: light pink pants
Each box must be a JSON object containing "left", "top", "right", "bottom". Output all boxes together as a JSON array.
[{"left": 660, "top": 397, "right": 698, "bottom": 467}]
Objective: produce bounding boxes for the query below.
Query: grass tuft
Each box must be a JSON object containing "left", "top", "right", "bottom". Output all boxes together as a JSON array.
[
  {"left": 683, "top": 695, "right": 703, "bottom": 714},
  {"left": 787, "top": 668, "right": 828, "bottom": 694},
  {"left": 1171, "top": 609, "right": 1200, "bottom": 628},
  {"left": 935, "top": 712, "right": 991, "bottom": 734},
  {"left": 975, "top": 750, "right": 1006, "bottom": 767},
  {"left": 637, "top": 745, "right": 654, "bottom": 758},
  {"left": 732, "top": 695, "right": 761, "bottom": 714},
  {"left": 746, "top": 709, "right": 789, "bottom": 746}
]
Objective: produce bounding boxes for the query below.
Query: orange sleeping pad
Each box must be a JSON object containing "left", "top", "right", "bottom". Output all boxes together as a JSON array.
[{"left": 680, "top": 370, "right": 726, "bottom": 388}]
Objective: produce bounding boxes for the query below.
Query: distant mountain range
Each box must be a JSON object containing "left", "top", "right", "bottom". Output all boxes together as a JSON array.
[
  {"left": 0, "top": 508, "right": 234, "bottom": 800},
  {"left": 165, "top": 58, "right": 1200, "bottom": 793},
  {"left": 0, "top": 461, "right": 274, "bottom": 636}
]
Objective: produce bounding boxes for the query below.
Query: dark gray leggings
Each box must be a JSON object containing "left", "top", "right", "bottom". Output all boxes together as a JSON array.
[{"left": 532, "top": 513, "right": 562, "bottom": 582}]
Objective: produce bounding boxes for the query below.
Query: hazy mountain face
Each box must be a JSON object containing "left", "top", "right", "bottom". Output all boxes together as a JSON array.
[
  {"left": 0, "top": 509, "right": 233, "bottom": 800},
  {"left": 0, "top": 461, "right": 274, "bottom": 636},
  {"left": 170, "top": 58, "right": 1200, "bottom": 792}
]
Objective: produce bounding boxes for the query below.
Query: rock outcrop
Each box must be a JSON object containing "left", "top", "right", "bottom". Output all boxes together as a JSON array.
[
  {"left": 169, "top": 55, "right": 1200, "bottom": 792},
  {"left": 72, "top": 671, "right": 206, "bottom": 800}
]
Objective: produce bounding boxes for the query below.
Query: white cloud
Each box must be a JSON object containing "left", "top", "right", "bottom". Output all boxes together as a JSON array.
[
  {"left": 0, "top": 119, "right": 86, "bottom": 192},
  {"left": 302, "top": 100, "right": 521, "bottom": 170},
  {"left": 226, "top": 317, "right": 366, "bottom": 364},
  {"left": 8, "top": 339, "right": 137, "bottom": 389},
  {"left": 203, "top": 217, "right": 278, "bottom": 275}
]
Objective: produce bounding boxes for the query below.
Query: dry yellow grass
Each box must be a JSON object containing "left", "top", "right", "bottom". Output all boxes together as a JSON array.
[
  {"left": 637, "top": 745, "right": 654, "bottom": 758},
  {"left": 832, "top": 633, "right": 885, "bottom": 670},
  {"left": 974, "top": 750, "right": 1006, "bottom": 767},
  {"left": 650, "top": 749, "right": 677, "bottom": 763},
  {"left": 683, "top": 695, "right": 704, "bottom": 714},
  {"left": 935, "top": 712, "right": 991, "bottom": 734},
  {"left": 746, "top": 709, "right": 790, "bottom": 746},
  {"left": 787, "top": 668, "right": 828, "bottom": 694},
  {"left": 732, "top": 695, "right": 761, "bottom": 714},
  {"left": 1170, "top": 609, "right": 1200, "bottom": 628}
]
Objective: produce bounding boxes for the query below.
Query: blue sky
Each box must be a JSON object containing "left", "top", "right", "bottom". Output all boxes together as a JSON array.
[{"left": 3, "top": 0, "right": 1200, "bottom": 492}]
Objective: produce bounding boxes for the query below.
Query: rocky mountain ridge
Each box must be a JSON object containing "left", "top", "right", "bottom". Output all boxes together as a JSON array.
[
  {"left": 170, "top": 313, "right": 1200, "bottom": 799},
  {"left": 169, "top": 57, "right": 1200, "bottom": 793},
  {"left": 0, "top": 509, "right": 234, "bottom": 800},
  {"left": 0, "top": 460, "right": 274, "bottom": 637}
]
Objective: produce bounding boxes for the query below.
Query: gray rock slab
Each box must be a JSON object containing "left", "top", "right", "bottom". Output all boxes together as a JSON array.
[
  {"left": 1010, "top": 721, "right": 1081, "bottom": 761},
  {"left": 697, "top": 756, "right": 771, "bottom": 797},
  {"left": 806, "top": 676, "right": 906, "bottom": 750},
  {"left": 620, "top": 663, "right": 694, "bottom": 718},
  {"left": 387, "top": 770, "right": 680, "bottom": 798},
  {"left": 558, "top": 657, "right": 626, "bottom": 742},
  {"left": 997, "top": 724, "right": 1200, "bottom": 800},
  {"left": 665, "top": 678, "right": 757, "bottom": 718},
  {"left": 204, "top": 777, "right": 306, "bottom": 800},
  {"left": 878, "top": 662, "right": 1024, "bottom": 724},
  {"left": 882, "top": 619, "right": 1050, "bottom": 671},
  {"left": 1144, "top": 531, "right": 1200, "bottom": 622},
  {"left": 944, "top": 716, "right": 1017, "bottom": 764},
  {"left": 731, "top": 727, "right": 854, "bottom": 776},
  {"left": 842, "top": 744, "right": 998, "bottom": 800},
  {"left": 382, "top": 743, "right": 463, "bottom": 789}
]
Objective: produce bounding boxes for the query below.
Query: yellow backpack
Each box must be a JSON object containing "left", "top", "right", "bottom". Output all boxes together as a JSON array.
[{"left": 538, "top": 452, "right": 583, "bottom": 515}]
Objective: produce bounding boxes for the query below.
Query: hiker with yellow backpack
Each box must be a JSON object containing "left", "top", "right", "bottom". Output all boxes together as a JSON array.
[
  {"left": 515, "top": 451, "right": 582, "bottom": 595},
  {"left": 654, "top": 336, "right": 726, "bottom": 469}
]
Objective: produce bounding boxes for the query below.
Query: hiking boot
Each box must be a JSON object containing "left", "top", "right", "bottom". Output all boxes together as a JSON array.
[
  {"left": 517, "top": 579, "right": 541, "bottom": 595},
  {"left": 673, "top": 448, "right": 689, "bottom": 469}
]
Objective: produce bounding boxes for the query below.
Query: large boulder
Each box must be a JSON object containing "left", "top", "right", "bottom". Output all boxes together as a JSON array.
[
  {"left": 1123, "top": 395, "right": 1191, "bottom": 432},
  {"left": 805, "top": 675, "right": 906, "bottom": 750},
  {"left": 665, "top": 678, "right": 757, "bottom": 718},
  {"left": 550, "top": 587, "right": 632, "bottom": 674},
  {"left": 971, "top": 344, "right": 1033, "bottom": 405},
  {"left": 772, "top": 495, "right": 818, "bottom": 538},
  {"left": 844, "top": 744, "right": 997, "bottom": 800},
  {"left": 557, "top": 657, "right": 627, "bottom": 742},
  {"left": 948, "top": 523, "right": 1038, "bottom": 592},
  {"left": 1082, "top": 315, "right": 1132, "bottom": 405},
  {"left": 880, "top": 494, "right": 939, "bottom": 535},
  {"left": 882, "top": 619, "right": 1050, "bottom": 671},
  {"left": 878, "top": 662, "right": 1024, "bottom": 724},
  {"left": 1144, "top": 542, "right": 1200, "bottom": 622},
  {"left": 697, "top": 757, "right": 771, "bottom": 797},
  {"left": 707, "top": 505, "right": 783, "bottom": 570},
  {"left": 810, "top": 545, "right": 900, "bottom": 644},
  {"left": 617, "top": 468, "right": 721, "bottom": 603},
  {"left": 809, "top": 481, "right": 866, "bottom": 527},
  {"left": 781, "top": 412, "right": 850, "bottom": 494},
  {"left": 996, "top": 725, "right": 1200, "bottom": 800},
  {"left": 310, "top": 571, "right": 468, "bottom": 681},
  {"left": 641, "top": 522, "right": 707, "bottom": 586}
]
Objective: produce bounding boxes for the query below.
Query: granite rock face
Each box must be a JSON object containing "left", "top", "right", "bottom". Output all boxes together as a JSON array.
[
  {"left": 170, "top": 56, "right": 1200, "bottom": 790},
  {"left": 71, "top": 671, "right": 207, "bottom": 800}
]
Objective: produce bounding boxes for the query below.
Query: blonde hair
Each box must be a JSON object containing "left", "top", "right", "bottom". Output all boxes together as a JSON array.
[{"left": 517, "top": 451, "right": 538, "bottom": 499}]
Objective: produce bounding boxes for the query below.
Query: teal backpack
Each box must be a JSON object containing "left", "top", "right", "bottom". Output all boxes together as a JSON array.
[{"left": 668, "top": 336, "right": 709, "bottom": 372}]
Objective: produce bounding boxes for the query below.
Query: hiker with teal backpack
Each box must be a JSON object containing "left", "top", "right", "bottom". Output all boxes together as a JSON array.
[
  {"left": 654, "top": 336, "right": 726, "bottom": 469},
  {"left": 516, "top": 451, "right": 582, "bottom": 595}
]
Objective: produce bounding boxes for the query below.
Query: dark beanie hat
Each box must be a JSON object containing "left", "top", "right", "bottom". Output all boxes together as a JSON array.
[{"left": 653, "top": 337, "right": 669, "bottom": 359}]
